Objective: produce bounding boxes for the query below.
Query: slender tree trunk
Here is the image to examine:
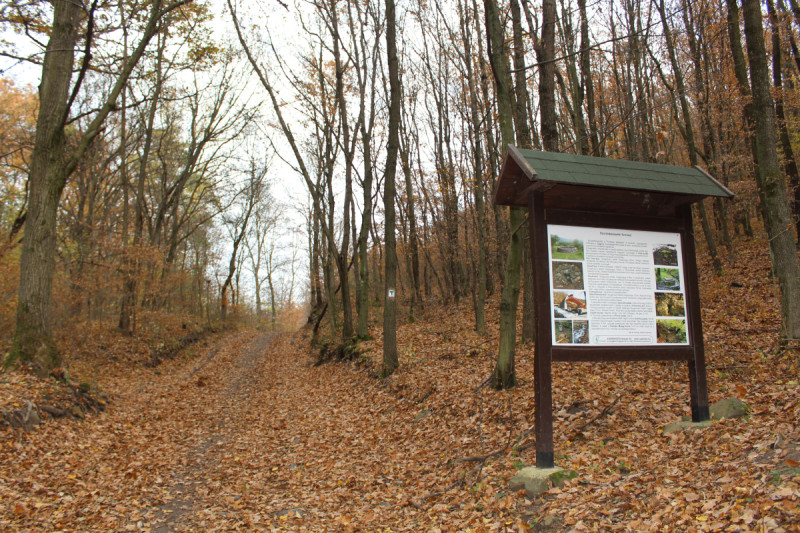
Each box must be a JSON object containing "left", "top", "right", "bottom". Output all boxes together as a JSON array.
[
  {"left": 579, "top": 0, "right": 600, "bottom": 155},
  {"left": 118, "top": 3, "right": 134, "bottom": 335},
  {"left": 539, "top": 0, "right": 558, "bottom": 152},
  {"left": 657, "top": 0, "right": 723, "bottom": 274},
  {"left": 558, "top": 0, "right": 588, "bottom": 154},
  {"left": 511, "top": 0, "right": 535, "bottom": 345},
  {"left": 473, "top": 0, "right": 505, "bottom": 291},
  {"left": 356, "top": 101, "right": 375, "bottom": 338},
  {"left": 382, "top": 0, "right": 401, "bottom": 376},
  {"left": 768, "top": 0, "right": 800, "bottom": 245},
  {"left": 267, "top": 251, "right": 277, "bottom": 328},
  {"left": 330, "top": 3, "right": 355, "bottom": 340},
  {"left": 485, "top": 0, "right": 521, "bottom": 389},
  {"left": 742, "top": 0, "right": 800, "bottom": 340},
  {"left": 460, "top": 0, "right": 487, "bottom": 334},
  {"left": 400, "top": 128, "right": 420, "bottom": 319},
  {"left": 726, "top": 0, "right": 764, "bottom": 240},
  {"left": 357, "top": 149, "right": 373, "bottom": 338}
]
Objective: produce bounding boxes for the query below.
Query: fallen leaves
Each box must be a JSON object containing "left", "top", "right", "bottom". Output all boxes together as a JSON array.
[{"left": 0, "top": 233, "right": 798, "bottom": 531}]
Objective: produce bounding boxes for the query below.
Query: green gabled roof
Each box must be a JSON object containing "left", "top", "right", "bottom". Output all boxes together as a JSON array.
[{"left": 494, "top": 146, "right": 734, "bottom": 207}]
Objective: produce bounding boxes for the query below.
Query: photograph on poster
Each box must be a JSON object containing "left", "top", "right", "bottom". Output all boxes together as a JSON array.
[
  {"left": 657, "top": 318, "right": 687, "bottom": 343},
  {"left": 653, "top": 244, "right": 679, "bottom": 266},
  {"left": 555, "top": 320, "right": 573, "bottom": 344},
  {"left": 553, "top": 291, "right": 587, "bottom": 318},
  {"left": 552, "top": 261, "right": 584, "bottom": 290},
  {"left": 655, "top": 267, "right": 681, "bottom": 291},
  {"left": 655, "top": 293, "right": 685, "bottom": 316},
  {"left": 550, "top": 234, "right": 585, "bottom": 260},
  {"left": 573, "top": 320, "right": 589, "bottom": 344}
]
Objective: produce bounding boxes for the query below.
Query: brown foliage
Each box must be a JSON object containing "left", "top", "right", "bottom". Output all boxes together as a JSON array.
[{"left": 0, "top": 228, "right": 797, "bottom": 530}]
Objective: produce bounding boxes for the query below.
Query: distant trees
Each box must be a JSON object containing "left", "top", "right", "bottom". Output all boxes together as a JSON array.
[
  {"left": 0, "top": 80, "right": 36, "bottom": 250},
  {"left": 0, "top": 1, "right": 293, "bottom": 372},
  {"left": 221, "top": 159, "right": 268, "bottom": 321},
  {"left": 224, "top": 0, "right": 800, "bottom": 362},
  {"left": 3, "top": 0, "right": 799, "bottom": 374},
  {"left": 9, "top": 0, "right": 196, "bottom": 375}
]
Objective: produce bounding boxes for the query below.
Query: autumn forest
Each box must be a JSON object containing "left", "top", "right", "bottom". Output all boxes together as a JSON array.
[{"left": 1, "top": 0, "right": 799, "bottom": 530}]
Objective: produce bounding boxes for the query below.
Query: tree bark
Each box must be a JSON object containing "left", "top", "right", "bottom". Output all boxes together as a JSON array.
[
  {"left": 382, "top": 0, "right": 401, "bottom": 376},
  {"left": 511, "top": 0, "right": 535, "bottom": 345},
  {"left": 459, "top": 0, "right": 487, "bottom": 334},
  {"left": 485, "top": 0, "right": 521, "bottom": 389},
  {"left": 329, "top": 1, "right": 355, "bottom": 340},
  {"left": 10, "top": 0, "right": 191, "bottom": 375},
  {"left": 10, "top": 0, "right": 82, "bottom": 375},
  {"left": 657, "top": 0, "right": 722, "bottom": 274},
  {"left": 539, "top": 0, "right": 558, "bottom": 152},
  {"left": 118, "top": 0, "right": 134, "bottom": 335},
  {"left": 767, "top": 0, "right": 800, "bottom": 245},
  {"left": 578, "top": 0, "right": 600, "bottom": 155},
  {"left": 352, "top": 0, "right": 380, "bottom": 339},
  {"left": 742, "top": 0, "right": 800, "bottom": 340},
  {"left": 726, "top": 0, "right": 763, "bottom": 240}
]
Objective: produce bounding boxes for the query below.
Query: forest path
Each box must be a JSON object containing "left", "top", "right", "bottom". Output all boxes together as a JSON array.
[
  {"left": 149, "top": 331, "right": 278, "bottom": 531},
  {"left": 130, "top": 326, "right": 458, "bottom": 532},
  {"left": 4, "top": 329, "right": 478, "bottom": 532},
  {"left": 142, "top": 329, "right": 449, "bottom": 531},
  {"left": 5, "top": 317, "right": 798, "bottom": 531}
]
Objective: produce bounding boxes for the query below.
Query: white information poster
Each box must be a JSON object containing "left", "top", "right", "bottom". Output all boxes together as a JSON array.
[{"left": 548, "top": 224, "right": 689, "bottom": 346}]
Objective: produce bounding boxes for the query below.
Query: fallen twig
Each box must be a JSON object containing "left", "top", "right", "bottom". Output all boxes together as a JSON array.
[
  {"left": 472, "top": 376, "right": 491, "bottom": 393},
  {"left": 567, "top": 393, "right": 623, "bottom": 438},
  {"left": 452, "top": 448, "right": 508, "bottom": 464}
]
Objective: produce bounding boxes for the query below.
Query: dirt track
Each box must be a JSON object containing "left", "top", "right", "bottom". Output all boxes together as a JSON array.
[{"left": 2, "top": 331, "right": 487, "bottom": 531}]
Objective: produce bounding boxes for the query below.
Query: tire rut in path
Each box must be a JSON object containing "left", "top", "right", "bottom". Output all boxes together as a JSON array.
[{"left": 150, "top": 332, "right": 275, "bottom": 532}]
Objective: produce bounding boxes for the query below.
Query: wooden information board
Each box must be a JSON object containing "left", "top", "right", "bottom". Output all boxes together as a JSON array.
[{"left": 493, "top": 147, "right": 734, "bottom": 468}]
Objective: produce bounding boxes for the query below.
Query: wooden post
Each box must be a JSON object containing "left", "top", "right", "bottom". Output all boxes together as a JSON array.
[
  {"left": 531, "top": 190, "right": 555, "bottom": 468},
  {"left": 680, "top": 205, "right": 710, "bottom": 421}
]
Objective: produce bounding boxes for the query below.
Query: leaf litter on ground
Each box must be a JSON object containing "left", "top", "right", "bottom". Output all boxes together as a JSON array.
[{"left": 0, "top": 233, "right": 799, "bottom": 531}]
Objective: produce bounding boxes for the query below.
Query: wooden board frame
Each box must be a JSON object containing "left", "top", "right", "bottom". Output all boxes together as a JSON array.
[{"left": 528, "top": 190, "right": 710, "bottom": 468}]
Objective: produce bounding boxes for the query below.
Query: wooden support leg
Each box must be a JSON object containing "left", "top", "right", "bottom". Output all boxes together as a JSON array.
[
  {"left": 688, "top": 359, "right": 710, "bottom": 421},
  {"left": 681, "top": 204, "right": 710, "bottom": 422},
  {"left": 534, "top": 348, "right": 554, "bottom": 467},
  {"left": 531, "top": 190, "right": 555, "bottom": 468}
]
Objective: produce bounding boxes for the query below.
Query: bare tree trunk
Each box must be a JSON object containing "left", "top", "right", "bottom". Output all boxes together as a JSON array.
[
  {"left": 400, "top": 126, "right": 420, "bottom": 320},
  {"left": 742, "top": 0, "right": 800, "bottom": 340},
  {"left": 579, "top": 0, "right": 600, "bottom": 155},
  {"left": 726, "top": 0, "right": 763, "bottom": 240},
  {"left": 351, "top": 0, "right": 380, "bottom": 339},
  {"left": 10, "top": 0, "right": 81, "bottom": 374},
  {"left": 473, "top": 0, "right": 505, "bottom": 291},
  {"left": 118, "top": 1, "right": 134, "bottom": 335},
  {"left": 511, "top": 0, "right": 535, "bottom": 345},
  {"left": 329, "top": 1, "right": 355, "bottom": 340},
  {"left": 383, "top": 0, "right": 401, "bottom": 376},
  {"left": 459, "top": 0, "right": 487, "bottom": 334},
  {"left": 768, "top": 0, "right": 800, "bottom": 245},
  {"left": 221, "top": 164, "right": 263, "bottom": 321},
  {"left": 656, "top": 0, "right": 722, "bottom": 274},
  {"left": 539, "top": 0, "right": 558, "bottom": 152},
  {"left": 558, "top": 0, "right": 589, "bottom": 154},
  {"left": 485, "top": 0, "right": 521, "bottom": 389},
  {"left": 11, "top": 0, "right": 188, "bottom": 374}
]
